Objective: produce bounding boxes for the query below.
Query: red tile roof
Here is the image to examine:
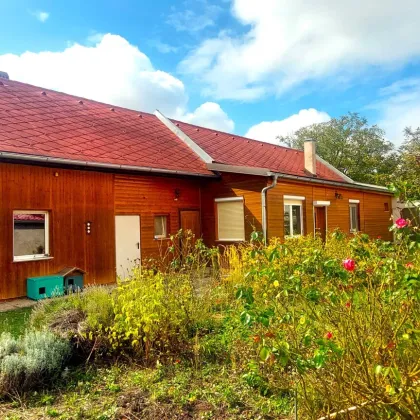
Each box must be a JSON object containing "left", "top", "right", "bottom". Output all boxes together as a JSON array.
[
  {"left": 0, "top": 79, "right": 212, "bottom": 176},
  {"left": 172, "top": 120, "right": 347, "bottom": 182},
  {"left": 0, "top": 78, "right": 347, "bottom": 182}
]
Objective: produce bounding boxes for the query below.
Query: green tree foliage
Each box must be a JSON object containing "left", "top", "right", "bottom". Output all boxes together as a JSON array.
[
  {"left": 390, "top": 127, "right": 420, "bottom": 201},
  {"left": 278, "top": 113, "right": 398, "bottom": 185}
]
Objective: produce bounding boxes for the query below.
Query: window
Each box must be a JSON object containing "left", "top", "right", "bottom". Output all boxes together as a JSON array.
[
  {"left": 13, "top": 211, "right": 49, "bottom": 261},
  {"left": 349, "top": 202, "right": 359, "bottom": 232},
  {"left": 284, "top": 197, "right": 304, "bottom": 236},
  {"left": 215, "top": 197, "right": 245, "bottom": 241},
  {"left": 154, "top": 215, "right": 168, "bottom": 239}
]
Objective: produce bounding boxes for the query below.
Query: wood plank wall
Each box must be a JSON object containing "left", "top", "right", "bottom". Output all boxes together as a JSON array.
[
  {"left": 114, "top": 175, "right": 201, "bottom": 259},
  {"left": 0, "top": 163, "right": 393, "bottom": 300},
  {"left": 267, "top": 178, "right": 393, "bottom": 240},
  {"left": 0, "top": 163, "right": 115, "bottom": 300}
]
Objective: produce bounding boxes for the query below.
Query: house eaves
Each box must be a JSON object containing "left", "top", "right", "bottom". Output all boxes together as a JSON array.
[
  {"left": 0, "top": 151, "right": 218, "bottom": 178},
  {"left": 207, "top": 162, "right": 390, "bottom": 193}
]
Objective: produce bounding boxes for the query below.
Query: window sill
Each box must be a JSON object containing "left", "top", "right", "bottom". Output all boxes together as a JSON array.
[
  {"left": 154, "top": 237, "right": 170, "bottom": 241},
  {"left": 13, "top": 256, "right": 54, "bottom": 263},
  {"left": 216, "top": 239, "right": 246, "bottom": 243}
]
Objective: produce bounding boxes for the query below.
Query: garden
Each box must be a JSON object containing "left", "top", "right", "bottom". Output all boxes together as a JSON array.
[{"left": 0, "top": 217, "right": 419, "bottom": 419}]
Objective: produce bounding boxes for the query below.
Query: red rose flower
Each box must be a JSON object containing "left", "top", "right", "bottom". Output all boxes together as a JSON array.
[
  {"left": 395, "top": 218, "right": 408, "bottom": 229},
  {"left": 387, "top": 341, "right": 396, "bottom": 350},
  {"left": 405, "top": 262, "right": 414, "bottom": 269},
  {"left": 325, "top": 331, "right": 333, "bottom": 340},
  {"left": 343, "top": 258, "right": 356, "bottom": 272},
  {"left": 345, "top": 301, "right": 351, "bottom": 308}
]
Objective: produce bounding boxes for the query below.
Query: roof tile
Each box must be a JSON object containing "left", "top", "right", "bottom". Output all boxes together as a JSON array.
[
  {"left": 0, "top": 80, "right": 211, "bottom": 175},
  {"left": 172, "top": 120, "right": 347, "bottom": 182}
]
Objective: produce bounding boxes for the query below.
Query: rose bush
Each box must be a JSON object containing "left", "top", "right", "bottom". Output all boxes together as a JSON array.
[{"left": 221, "top": 226, "right": 420, "bottom": 418}]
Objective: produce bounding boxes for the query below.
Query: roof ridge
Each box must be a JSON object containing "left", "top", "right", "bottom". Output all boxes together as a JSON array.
[
  {"left": 170, "top": 118, "right": 304, "bottom": 153},
  {"left": 154, "top": 110, "right": 213, "bottom": 164}
]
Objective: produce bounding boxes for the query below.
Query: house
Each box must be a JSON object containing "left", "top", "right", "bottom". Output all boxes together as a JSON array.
[{"left": 0, "top": 76, "right": 393, "bottom": 300}]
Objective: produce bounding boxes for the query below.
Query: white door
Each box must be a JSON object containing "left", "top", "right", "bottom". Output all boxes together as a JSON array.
[{"left": 115, "top": 215, "right": 141, "bottom": 280}]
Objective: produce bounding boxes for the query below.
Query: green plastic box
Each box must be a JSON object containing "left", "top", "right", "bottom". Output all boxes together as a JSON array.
[{"left": 27, "top": 275, "right": 64, "bottom": 300}]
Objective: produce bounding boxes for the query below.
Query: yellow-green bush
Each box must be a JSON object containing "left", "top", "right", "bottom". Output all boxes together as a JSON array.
[{"left": 108, "top": 269, "right": 207, "bottom": 359}]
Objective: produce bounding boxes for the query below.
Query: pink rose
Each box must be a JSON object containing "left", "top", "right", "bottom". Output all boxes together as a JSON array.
[
  {"left": 343, "top": 258, "right": 356, "bottom": 272},
  {"left": 395, "top": 218, "right": 408, "bottom": 229}
]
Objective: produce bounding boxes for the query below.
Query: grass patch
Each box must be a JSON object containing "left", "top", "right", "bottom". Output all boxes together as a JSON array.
[
  {"left": 0, "top": 307, "right": 32, "bottom": 337},
  {"left": 0, "top": 363, "right": 293, "bottom": 419}
]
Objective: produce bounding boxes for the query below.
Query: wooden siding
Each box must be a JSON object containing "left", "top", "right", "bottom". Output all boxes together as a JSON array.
[
  {"left": 200, "top": 173, "right": 267, "bottom": 245},
  {"left": 114, "top": 175, "right": 201, "bottom": 258},
  {"left": 267, "top": 179, "right": 393, "bottom": 240},
  {"left": 0, "top": 163, "right": 115, "bottom": 300}
]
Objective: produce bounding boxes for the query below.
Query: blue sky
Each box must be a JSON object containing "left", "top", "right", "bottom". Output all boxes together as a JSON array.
[{"left": 1, "top": 0, "right": 420, "bottom": 145}]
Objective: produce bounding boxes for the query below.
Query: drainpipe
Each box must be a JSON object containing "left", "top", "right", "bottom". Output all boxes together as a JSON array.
[{"left": 261, "top": 174, "right": 279, "bottom": 243}]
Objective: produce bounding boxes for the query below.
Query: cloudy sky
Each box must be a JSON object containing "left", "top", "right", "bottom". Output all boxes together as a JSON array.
[{"left": 1, "top": 0, "right": 419, "bottom": 145}]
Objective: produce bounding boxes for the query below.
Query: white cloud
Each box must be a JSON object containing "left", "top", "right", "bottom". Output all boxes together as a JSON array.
[
  {"left": 0, "top": 34, "right": 233, "bottom": 126},
  {"left": 167, "top": 0, "right": 222, "bottom": 33},
  {"left": 245, "top": 108, "right": 331, "bottom": 144},
  {"left": 32, "top": 11, "right": 49, "bottom": 22},
  {"left": 180, "top": 102, "right": 235, "bottom": 132},
  {"left": 179, "top": 0, "right": 420, "bottom": 101},
  {"left": 149, "top": 40, "right": 179, "bottom": 54},
  {"left": 373, "top": 78, "right": 420, "bottom": 145}
]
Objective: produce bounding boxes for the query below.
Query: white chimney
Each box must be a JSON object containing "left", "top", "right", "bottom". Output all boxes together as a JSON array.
[{"left": 304, "top": 139, "right": 317, "bottom": 176}]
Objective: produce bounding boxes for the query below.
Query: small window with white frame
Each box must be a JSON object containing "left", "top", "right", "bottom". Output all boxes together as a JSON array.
[
  {"left": 154, "top": 215, "right": 169, "bottom": 239},
  {"left": 284, "top": 196, "right": 305, "bottom": 237},
  {"left": 215, "top": 197, "right": 245, "bottom": 241},
  {"left": 349, "top": 200, "right": 359, "bottom": 233},
  {"left": 13, "top": 211, "right": 50, "bottom": 261}
]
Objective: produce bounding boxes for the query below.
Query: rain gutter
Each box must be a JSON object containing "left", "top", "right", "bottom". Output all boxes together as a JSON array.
[{"left": 0, "top": 151, "right": 218, "bottom": 178}]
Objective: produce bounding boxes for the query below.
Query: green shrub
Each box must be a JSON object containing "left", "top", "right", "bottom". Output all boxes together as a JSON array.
[
  {"left": 108, "top": 270, "right": 205, "bottom": 359},
  {"left": 30, "top": 286, "right": 114, "bottom": 334},
  {"left": 0, "top": 331, "right": 71, "bottom": 395},
  {"left": 220, "top": 227, "right": 420, "bottom": 418}
]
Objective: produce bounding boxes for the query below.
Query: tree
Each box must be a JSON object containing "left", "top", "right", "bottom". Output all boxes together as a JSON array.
[
  {"left": 278, "top": 113, "right": 398, "bottom": 185},
  {"left": 389, "top": 127, "right": 420, "bottom": 202}
]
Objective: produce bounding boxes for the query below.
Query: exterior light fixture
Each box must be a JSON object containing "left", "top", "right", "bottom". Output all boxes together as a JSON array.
[{"left": 174, "top": 188, "right": 181, "bottom": 201}]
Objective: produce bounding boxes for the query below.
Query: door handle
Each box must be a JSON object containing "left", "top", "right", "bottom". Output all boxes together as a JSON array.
[{"left": 136, "top": 242, "right": 140, "bottom": 249}]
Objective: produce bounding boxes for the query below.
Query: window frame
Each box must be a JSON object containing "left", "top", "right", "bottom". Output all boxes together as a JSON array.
[
  {"left": 215, "top": 197, "right": 245, "bottom": 242},
  {"left": 154, "top": 214, "right": 169, "bottom": 240},
  {"left": 13, "top": 210, "right": 50, "bottom": 262},
  {"left": 284, "top": 198, "right": 305, "bottom": 237},
  {"left": 349, "top": 200, "right": 360, "bottom": 233}
]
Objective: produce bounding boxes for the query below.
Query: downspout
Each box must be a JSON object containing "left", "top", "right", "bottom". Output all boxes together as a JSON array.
[{"left": 261, "top": 174, "right": 279, "bottom": 243}]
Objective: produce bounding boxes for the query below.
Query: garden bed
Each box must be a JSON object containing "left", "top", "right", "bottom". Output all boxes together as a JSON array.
[{"left": 0, "top": 227, "right": 419, "bottom": 419}]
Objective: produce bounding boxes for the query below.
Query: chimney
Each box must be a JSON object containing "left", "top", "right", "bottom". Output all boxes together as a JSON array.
[
  {"left": 304, "top": 139, "right": 317, "bottom": 176},
  {"left": 0, "top": 71, "right": 9, "bottom": 80}
]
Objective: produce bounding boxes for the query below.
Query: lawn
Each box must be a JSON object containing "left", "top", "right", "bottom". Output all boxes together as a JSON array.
[{"left": 0, "top": 307, "right": 32, "bottom": 337}]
